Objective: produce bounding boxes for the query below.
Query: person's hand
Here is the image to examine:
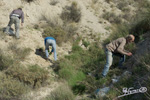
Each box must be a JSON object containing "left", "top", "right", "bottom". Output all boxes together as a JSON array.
[
  {"left": 126, "top": 52, "right": 132, "bottom": 56},
  {"left": 49, "top": 52, "right": 52, "bottom": 55}
]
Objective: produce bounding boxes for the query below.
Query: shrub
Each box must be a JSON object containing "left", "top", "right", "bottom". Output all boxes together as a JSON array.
[
  {"left": 61, "top": 1, "right": 81, "bottom": 23},
  {"left": 0, "top": 50, "right": 14, "bottom": 70},
  {"left": 0, "top": 72, "right": 29, "bottom": 99},
  {"left": 59, "top": 65, "right": 86, "bottom": 86},
  {"left": 102, "top": 12, "right": 122, "bottom": 24},
  {"left": 22, "top": 0, "right": 36, "bottom": 3},
  {"left": 0, "top": 28, "right": 7, "bottom": 39},
  {"left": 45, "top": 83, "right": 75, "bottom": 100},
  {"left": 43, "top": 23, "right": 78, "bottom": 45},
  {"left": 56, "top": 39, "right": 106, "bottom": 94},
  {"left": 82, "top": 40, "right": 90, "bottom": 48},
  {"left": 62, "top": 22, "right": 78, "bottom": 39},
  {"left": 117, "top": 1, "right": 129, "bottom": 11},
  {"left": 33, "top": 24, "right": 39, "bottom": 30},
  {"left": 92, "top": 0, "right": 98, "bottom": 4},
  {"left": 104, "top": 24, "right": 129, "bottom": 44},
  {"left": 50, "top": 0, "right": 59, "bottom": 5},
  {"left": 5, "top": 65, "right": 49, "bottom": 88},
  {"left": 130, "top": 5, "right": 150, "bottom": 42},
  {"left": 43, "top": 26, "right": 67, "bottom": 46},
  {"left": 8, "top": 43, "right": 31, "bottom": 61},
  {"left": 132, "top": 53, "right": 150, "bottom": 76},
  {"left": 105, "top": 0, "right": 112, "bottom": 3}
]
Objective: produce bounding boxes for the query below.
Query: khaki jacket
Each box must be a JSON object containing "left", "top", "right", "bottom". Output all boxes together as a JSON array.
[{"left": 106, "top": 37, "right": 129, "bottom": 55}]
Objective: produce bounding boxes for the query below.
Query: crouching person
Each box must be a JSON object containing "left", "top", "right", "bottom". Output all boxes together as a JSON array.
[
  {"left": 101, "top": 35, "right": 135, "bottom": 77},
  {"left": 44, "top": 37, "right": 57, "bottom": 61},
  {"left": 5, "top": 8, "right": 24, "bottom": 39}
]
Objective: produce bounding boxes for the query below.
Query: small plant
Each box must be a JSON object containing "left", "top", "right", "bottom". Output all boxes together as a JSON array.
[
  {"left": 82, "top": 40, "right": 90, "bottom": 48},
  {"left": 63, "top": 22, "right": 78, "bottom": 39},
  {"left": 0, "top": 73, "right": 29, "bottom": 99},
  {"left": 23, "top": 0, "right": 36, "bottom": 3},
  {"left": 92, "top": 0, "right": 98, "bottom": 4},
  {"left": 104, "top": 24, "right": 129, "bottom": 44},
  {"left": 105, "top": 0, "right": 112, "bottom": 3},
  {"left": 102, "top": 12, "right": 122, "bottom": 24},
  {"left": 8, "top": 43, "right": 31, "bottom": 61},
  {"left": 0, "top": 50, "right": 14, "bottom": 70},
  {"left": 50, "top": 0, "right": 58, "bottom": 5},
  {"left": 58, "top": 64, "right": 86, "bottom": 86},
  {"left": 45, "top": 83, "right": 75, "bottom": 100},
  {"left": 130, "top": 5, "right": 150, "bottom": 42},
  {"left": 117, "top": 1, "right": 128, "bottom": 11},
  {"left": 5, "top": 65, "right": 49, "bottom": 88},
  {"left": 33, "top": 24, "right": 39, "bottom": 29},
  {"left": 102, "top": 12, "right": 115, "bottom": 21},
  {"left": 61, "top": 1, "right": 81, "bottom": 23},
  {"left": 43, "top": 26, "right": 67, "bottom": 46}
]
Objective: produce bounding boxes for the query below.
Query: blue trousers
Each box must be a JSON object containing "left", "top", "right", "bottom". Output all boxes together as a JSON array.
[
  {"left": 102, "top": 49, "right": 125, "bottom": 77},
  {"left": 45, "top": 39, "right": 57, "bottom": 61}
]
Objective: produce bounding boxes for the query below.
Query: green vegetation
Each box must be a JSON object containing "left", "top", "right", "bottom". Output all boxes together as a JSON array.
[
  {"left": 130, "top": 2, "right": 150, "bottom": 42},
  {"left": 0, "top": 72, "right": 30, "bottom": 99},
  {"left": 82, "top": 39, "right": 90, "bottom": 48},
  {"left": 104, "top": 24, "right": 129, "bottom": 44},
  {"left": 42, "top": 12, "right": 79, "bottom": 46},
  {"left": 55, "top": 38, "right": 107, "bottom": 94},
  {"left": 61, "top": 1, "right": 81, "bottom": 23},
  {"left": 102, "top": 12, "right": 122, "bottom": 24},
  {"left": 5, "top": 65, "right": 49, "bottom": 88},
  {"left": 9, "top": 44, "right": 31, "bottom": 61},
  {"left": 0, "top": 50, "right": 14, "bottom": 70},
  {"left": 54, "top": 1, "right": 150, "bottom": 99},
  {"left": 50, "top": 0, "right": 58, "bottom": 5},
  {"left": 43, "top": 26, "right": 67, "bottom": 46},
  {"left": 0, "top": 0, "right": 150, "bottom": 100},
  {"left": 41, "top": 1, "right": 80, "bottom": 46},
  {"left": 45, "top": 83, "right": 75, "bottom": 100}
]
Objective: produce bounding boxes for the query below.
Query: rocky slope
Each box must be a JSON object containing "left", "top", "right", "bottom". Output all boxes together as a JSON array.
[{"left": 0, "top": 0, "right": 141, "bottom": 99}]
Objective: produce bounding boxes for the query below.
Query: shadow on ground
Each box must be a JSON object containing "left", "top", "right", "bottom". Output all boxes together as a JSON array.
[{"left": 35, "top": 48, "right": 53, "bottom": 63}]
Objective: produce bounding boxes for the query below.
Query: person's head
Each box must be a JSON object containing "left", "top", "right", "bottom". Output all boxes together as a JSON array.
[{"left": 126, "top": 34, "right": 135, "bottom": 43}]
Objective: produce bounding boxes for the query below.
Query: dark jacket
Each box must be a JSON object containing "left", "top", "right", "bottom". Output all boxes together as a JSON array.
[{"left": 10, "top": 9, "right": 24, "bottom": 23}]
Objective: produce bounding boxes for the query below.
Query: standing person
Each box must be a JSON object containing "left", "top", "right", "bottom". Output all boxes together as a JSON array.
[
  {"left": 5, "top": 8, "right": 24, "bottom": 39},
  {"left": 44, "top": 37, "right": 57, "bottom": 61},
  {"left": 101, "top": 35, "right": 135, "bottom": 77}
]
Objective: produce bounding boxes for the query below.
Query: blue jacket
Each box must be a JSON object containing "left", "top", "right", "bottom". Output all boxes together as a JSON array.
[{"left": 44, "top": 37, "right": 56, "bottom": 52}]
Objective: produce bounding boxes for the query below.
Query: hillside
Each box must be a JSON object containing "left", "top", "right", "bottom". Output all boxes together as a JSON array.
[{"left": 0, "top": 0, "right": 150, "bottom": 100}]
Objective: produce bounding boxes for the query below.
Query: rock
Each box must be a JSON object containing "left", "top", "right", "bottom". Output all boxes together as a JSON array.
[
  {"left": 121, "top": 71, "right": 132, "bottom": 77},
  {"left": 95, "top": 87, "right": 110, "bottom": 98},
  {"left": 112, "top": 78, "right": 119, "bottom": 84}
]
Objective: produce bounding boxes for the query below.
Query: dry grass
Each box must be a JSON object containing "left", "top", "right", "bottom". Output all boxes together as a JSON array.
[
  {"left": 45, "top": 83, "right": 75, "bottom": 100},
  {"left": 50, "top": 0, "right": 59, "bottom": 5},
  {"left": 61, "top": 1, "right": 81, "bottom": 23},
  {"left": 5, "top": 65, "right": 49, "bottom": 88},
  {"left": 0, "top": 72, "right": 30, "bottom": 99},
  {"left": 8, "top": 43, "right": 31, "bottom": 61},
  {"left": 102, "top": 12, "right": 122, "bottom": 24}
]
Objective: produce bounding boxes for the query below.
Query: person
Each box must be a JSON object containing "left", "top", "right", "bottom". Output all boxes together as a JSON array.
[
  {"left": 5, "top": 8, "right": 24, "bottom": 39},
  {"left": 44, "top": 37, "right": 57, "bottom": 61},
  {"left": 101, "top": 35, "right": 135, "bottom": 77}
]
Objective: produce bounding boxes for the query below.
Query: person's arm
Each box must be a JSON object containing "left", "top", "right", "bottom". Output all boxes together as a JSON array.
[
  {"left": 117, "top": 40, "right": 128, "bottom": 55},
  {"left": 21, "top": 12, "right": 24, "bottom": 25},
  {"left": 51, "top": 47, "right": 54, "bottom": 53}
]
